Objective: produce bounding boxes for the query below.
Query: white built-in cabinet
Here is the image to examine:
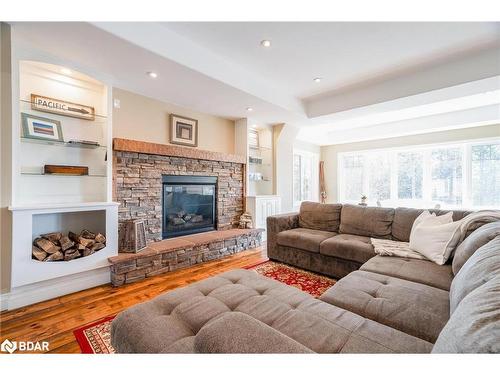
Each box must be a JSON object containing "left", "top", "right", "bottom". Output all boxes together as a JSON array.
[
  {"left": 4, "top": 55, "right": 118, "bottom": 310},
  {"left": 246, "top": 195, "right": 281, "bottom": 238},
  {"left": 234, "top": 119, "right": 282, "bottom": 238}
]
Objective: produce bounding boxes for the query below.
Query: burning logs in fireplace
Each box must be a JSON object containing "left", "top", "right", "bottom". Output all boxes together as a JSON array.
[{"left": 32, "top": 230, "right": 106, "bottom": 262}]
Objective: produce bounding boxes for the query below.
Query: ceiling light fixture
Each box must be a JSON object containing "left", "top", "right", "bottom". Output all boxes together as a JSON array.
[
  {"left": 313, "top": 77, "right": 322, "bottom": 83},
  {"left": 260, "top": 40, "right": 271, "bottom": 48},
  {"left": 147, "top": 71, "right": 158, "bottom": 79},
  {"left": 61, "top": 68, "right": 72, "bottom": 75},
  {"left": 246, "top": 107, "right": 253, "bottom": 112}
]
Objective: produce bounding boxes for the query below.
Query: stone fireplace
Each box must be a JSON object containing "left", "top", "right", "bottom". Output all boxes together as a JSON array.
[
  {"left": 109, "top": 139, "right": 265, "bottom": 286},
  {"left": 162, "top": 175, "right": 217, "bottom": 238},
  {"left": 113, "top": 139, "right": 245, "bottom": 244}
]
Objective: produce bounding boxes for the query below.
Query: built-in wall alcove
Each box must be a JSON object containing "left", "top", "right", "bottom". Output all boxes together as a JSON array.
[
  {"left": 16, "top": 60, "right": 110, "bottom": 205},
  {"left": 32, "top": 210, "right": 107, "bottom": 262},
  {"left": 6, "top": 56, "right": 118, "bottom": 310}
]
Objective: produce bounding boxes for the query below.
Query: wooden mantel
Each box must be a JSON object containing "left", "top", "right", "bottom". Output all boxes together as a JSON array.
[{"left": 113, "top": 138, "right": 246, "bottom": 164}]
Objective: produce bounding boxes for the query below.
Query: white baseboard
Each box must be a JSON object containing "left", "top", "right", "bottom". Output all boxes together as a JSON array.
[{"left": 0, "top": 266, "right": 110, "bottom": 311}]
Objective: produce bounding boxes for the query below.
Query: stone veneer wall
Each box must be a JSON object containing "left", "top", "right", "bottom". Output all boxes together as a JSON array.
[{"left": 114, "top": 151, "right": 245, "bottom": 243}]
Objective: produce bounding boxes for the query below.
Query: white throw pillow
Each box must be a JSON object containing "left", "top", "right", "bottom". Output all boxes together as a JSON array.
[
  {"left": 409, "top": 211, "right": 452, "bottom": 241},
  {"left": 409, "top": 211, "right": 435, "bottom": 239},
  {"left": 409, "top": 212, "right": 462, "bottom": 265}
]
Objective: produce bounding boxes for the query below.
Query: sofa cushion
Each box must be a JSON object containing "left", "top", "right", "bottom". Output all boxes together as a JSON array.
[
  {"left": 452, "top": 221, "right": 500, "bottom": 275},
  {"left": 449, "top": 236, "right": 500, "bottom": 314},
  {"left": 113, "top": 269, "right": 432, "bottom": 353},
  {"left": 270, "top": 244, "right": 364, "bottom": 280},
  {"left": 320, "top": 270, "right": 450, "bottom": 343},
  {"left": 433, "top": 276, "right": 500, "bottom": 353},
  {"left": 320, "top": 234, "right": 375, "bottom": 264},
  {"left": 340, "top": 204, "right": 395, "bottom": 239},
  {"left": 195, "top": 312, "right": 314, "bottom": 353},
  {"left": 299, "top": 201, "right": 342, "bottom": 232},
  {"left": 360, "top": 255, "right": 453, "bottom": 291},
  {"left": 391, "top": 207, "right": 472, "bottom": 242},
  {"left": 294, "top": 298, "right": 432, "bottom": 353},
  {"left": 276, "top": 228, "right": 336, "bottom": 253}
]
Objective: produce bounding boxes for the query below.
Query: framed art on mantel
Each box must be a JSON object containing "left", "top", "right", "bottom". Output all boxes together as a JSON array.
[{"left": 169, "top": 114, "right": 198, "bottom": 147}]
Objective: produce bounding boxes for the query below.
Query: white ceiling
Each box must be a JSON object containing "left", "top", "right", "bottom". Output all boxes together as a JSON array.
[
  {"left": 9, "top": 21, "right": 500, "bottom": 145},
  {"left": 161, "top": 22, "right": 499, "bottom": 99}
]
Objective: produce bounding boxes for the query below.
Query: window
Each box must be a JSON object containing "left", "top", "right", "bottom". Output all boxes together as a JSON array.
[
  {"left": 471, "top": 144, "right": 500, "bottom": 207},
  {"left": 293, "top": 150, "right": 319, "bottom": 205},
  {"left": 397, "top": 152, "right": 423, "bottom": 199},
  {"left": 341, "top": 154, "right": 364, "bottom": 201},
  {"left": 367, "top": 154, "right": 391, "bottom": 201},
  {"left": 431, "top": 148, "right": 462, "bottom": 205},
  {"left": 338, "top": 139, "right": 500, "bottom": 209}
]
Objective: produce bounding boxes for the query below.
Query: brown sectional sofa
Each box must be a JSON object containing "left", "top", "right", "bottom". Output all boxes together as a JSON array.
[
  {"left": 112, "top": 268, "right": 433, "bottom": 353},
  {"left": 111, "top": 202, "right": 500, "bottom": 353},
  {"left": 267, "top": 202, "right": 471, "bottom": 279}
]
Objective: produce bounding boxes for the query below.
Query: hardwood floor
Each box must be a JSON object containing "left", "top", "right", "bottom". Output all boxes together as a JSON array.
[{"left": 0, "top": 246, "right": 268, "bottom": 354}]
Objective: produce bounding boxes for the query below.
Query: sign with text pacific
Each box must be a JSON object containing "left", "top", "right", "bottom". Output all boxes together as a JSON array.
[{"left": 31, "top": 93, "right": 96, "bottom": 121}]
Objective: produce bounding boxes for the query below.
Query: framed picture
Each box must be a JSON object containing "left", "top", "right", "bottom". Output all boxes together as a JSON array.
[
  {"left": 21, "top": 113, "right": 64, "bottom": 142},
  {"left": 169, "top": 114, "right": 198, "bottom": 147}
]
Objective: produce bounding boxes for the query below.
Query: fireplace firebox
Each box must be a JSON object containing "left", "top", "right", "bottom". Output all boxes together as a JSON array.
[{"left": 162, "top": 175, "right": 217, "bottom": 238}]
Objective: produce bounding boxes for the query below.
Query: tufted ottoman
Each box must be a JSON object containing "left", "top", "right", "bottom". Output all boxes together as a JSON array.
[{"left": 111, "top": 269, "right": 432, "bottom": 353}]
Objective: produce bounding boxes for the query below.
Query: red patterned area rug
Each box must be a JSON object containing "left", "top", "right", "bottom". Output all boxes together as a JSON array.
[
  {"left": 74, "top": 316, "right": 116, "bottom": 354},
  {"left": 74, "top": 261, "right": 335, "bottom": 353},
  {"left": 247, "top": 260, "right": 336, "bottom": 298}
]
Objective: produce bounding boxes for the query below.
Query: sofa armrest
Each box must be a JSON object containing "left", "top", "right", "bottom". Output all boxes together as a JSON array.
[
  {"left": 194, "top": 312, "right": 313, "bottom": 353},
  {"left": 266, "top": 212, "right": 300, "bottom": 256}
]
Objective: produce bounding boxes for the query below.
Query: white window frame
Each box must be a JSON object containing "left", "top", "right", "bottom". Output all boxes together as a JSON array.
[
  {"left": 293, "top": 149, "right": 319, "bottom": 208},
  {"left": 337, "top": 137, "right": 500, "bottom": 210}
]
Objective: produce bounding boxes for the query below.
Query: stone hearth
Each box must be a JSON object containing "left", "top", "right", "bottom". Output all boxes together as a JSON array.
[
  {"left": 108, "top": 228, "right": 263, "bottom": 286},
  {"left": 113, "top": 138, "right": 246, "bottom": 244}
]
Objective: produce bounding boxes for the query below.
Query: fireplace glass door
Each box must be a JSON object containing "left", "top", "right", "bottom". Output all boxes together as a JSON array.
[{"left": 162, "top": 175, "right": 217, "bottom": 238}]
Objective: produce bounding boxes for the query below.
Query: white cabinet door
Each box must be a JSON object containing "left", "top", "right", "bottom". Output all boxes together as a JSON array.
[{"left": 247, "top": 196, "right": 281, "bottom": 236}]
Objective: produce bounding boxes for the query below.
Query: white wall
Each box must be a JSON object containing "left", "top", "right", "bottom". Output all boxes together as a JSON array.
[
  {"left": 294, "top": 139, "right": 321, "bottom": 154},
  {"left": 274, "top": 124, "right": 320, "bottom": 213},
  {"left": 320, "top": 124, "right": 500, "bottom": 203}
]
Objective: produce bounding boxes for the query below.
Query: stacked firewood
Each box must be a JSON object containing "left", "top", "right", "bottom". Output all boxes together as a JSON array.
[
  {"left": 32, "top": 229, "right": 106, "bottom": 262},
  {"left": 168, "top": 211, "right": 204, "bottom": 226},
  {"left": 238, "top": 212, "right": 253, "bottom": 229}
]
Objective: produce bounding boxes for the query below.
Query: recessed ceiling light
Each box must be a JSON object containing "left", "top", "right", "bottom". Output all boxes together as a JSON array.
[
  {"left": 147, "top": 71, "right": 158, "bottom": 79},
  {"left": 260, "top": 40, "right": 271, "bottom": 48},
  {"left": 313, "top": 77, "right": 322, "bottom": 83},
  {"left": 252, "top": 124, "right": 258, "bottom": 128},
  {"left": 61, "top": 68, "right": 72, "bottom": 75},
  {"left": 246, "top": 107, "right": 253, "bottom": 112}
]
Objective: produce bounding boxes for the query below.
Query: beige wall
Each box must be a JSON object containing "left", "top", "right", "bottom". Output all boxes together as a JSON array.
[
  {"left": 274, "top": 124, "right": 300, "bottom": 212},
  {"left": 1, "top": 23, "right": 13, "bottom": 294},
  {"left": 112, "top": 88, "right": 235, "bottom": 154},
  {"left": 320, "top": 124, "right": 500, "bottom": 203}
]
